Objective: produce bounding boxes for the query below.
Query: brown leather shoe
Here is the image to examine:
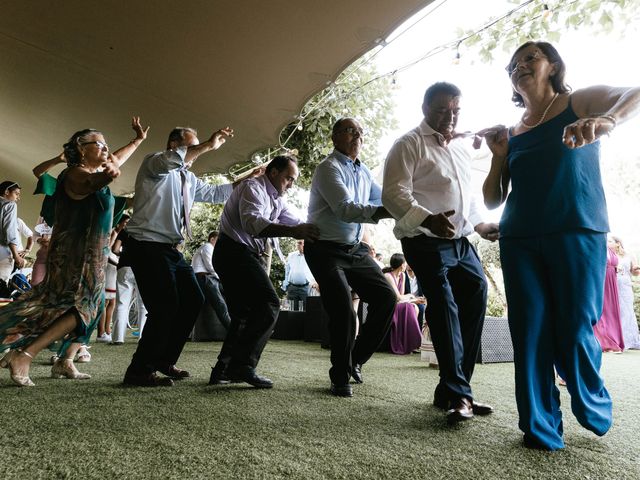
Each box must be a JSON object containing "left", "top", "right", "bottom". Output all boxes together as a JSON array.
[
  {"left": 123, "top": 372, "right": 174, "bottom": 387},
  {"left": 472, "top": 401, "right": 494, "bottom": 415},
  {"left": 446, "top": 397, "right": 474, "bottom": 424},
  {"left": 158, "top": 365, "right": 190, "bottom": 379}
]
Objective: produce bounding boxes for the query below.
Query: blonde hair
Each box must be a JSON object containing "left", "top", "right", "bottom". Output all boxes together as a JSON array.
[{"left": 610, "top": 235, "right": 626, "bottom": 257}]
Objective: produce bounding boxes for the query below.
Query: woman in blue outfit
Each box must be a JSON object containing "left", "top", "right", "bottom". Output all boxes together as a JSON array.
[{"left": 480, "top": 41, "right": 640, "bottom": 450}]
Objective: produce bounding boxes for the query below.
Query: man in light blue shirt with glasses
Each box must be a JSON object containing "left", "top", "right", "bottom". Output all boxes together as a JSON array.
[{"left": 305, "top": 117, "right": 396, "bottom": 398}]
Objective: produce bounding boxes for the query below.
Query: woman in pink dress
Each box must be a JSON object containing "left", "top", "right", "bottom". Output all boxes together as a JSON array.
[
  {"left": 383, "top": 253, "right": 423, "bottom": 355},
  {"left": 593, "top": 242, "right": 624, "bottom": 352}
]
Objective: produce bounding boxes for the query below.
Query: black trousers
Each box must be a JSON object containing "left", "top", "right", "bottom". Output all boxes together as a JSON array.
[
  {"left": 401, "top": 235, "right": 487, "bottom": 401},
  {"left": 214, "top": 234, "right": 280, "bottom": 369},
  {"left": 305, "top": 241, "right": 396, "bottom": 385},
  {"left": 196, "top": 274, "right": 231, "bottom": 329},
  {"left": 122, "top": 237, "right": 204, "bottom": 375}
]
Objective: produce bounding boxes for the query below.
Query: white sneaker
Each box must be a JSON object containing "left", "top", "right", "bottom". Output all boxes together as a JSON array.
[
  {"left": 75, "top": 345, "right": 92, "bottom": 363},
  {"left": 96, "top": 333, "right": 112, "bottom": 343}
]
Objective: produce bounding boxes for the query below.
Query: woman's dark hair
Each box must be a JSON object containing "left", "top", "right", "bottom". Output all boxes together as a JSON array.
[
  {"left": 0, "top": 181, "right": 21, "bottom": 196},
  {"left": 508, "top": 41, "right": 571, "bottom": 108},
  {"left": 389, "top": 253, "right": 405, "bottom": 270},
  {"left": 63, "top": 129, "right": 101, "bottom": 166}
]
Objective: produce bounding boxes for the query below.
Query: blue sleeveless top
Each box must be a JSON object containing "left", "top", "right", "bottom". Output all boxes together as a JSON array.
[{"left": 500, "top": 104, "right": 609, "bottom": 238}]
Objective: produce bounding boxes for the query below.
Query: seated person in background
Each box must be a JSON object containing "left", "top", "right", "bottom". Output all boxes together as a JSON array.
[
  {"left": 383, "top": 253, "right": 423, "bottom": 355},
  {"left": 191, "top": 231, "right": 231, "bottom": 330},
  {"left": 282, "top": 239, "right": 317, "bottom": 307}
]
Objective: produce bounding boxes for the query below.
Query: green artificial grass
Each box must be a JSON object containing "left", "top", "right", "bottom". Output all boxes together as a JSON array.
[{"left": 1, "top": 339, "right": 639, "bottom": 480}]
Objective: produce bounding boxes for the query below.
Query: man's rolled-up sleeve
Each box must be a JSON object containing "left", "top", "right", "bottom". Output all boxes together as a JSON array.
[
  {"left": 382, "top": 139, "right": 432, "bottom": 238},
  {"left": 195, "top": 181, "right": 233, "bottom": 204},
  {"left": 145, "top": 148, "right": 185, "bottom": 176}
]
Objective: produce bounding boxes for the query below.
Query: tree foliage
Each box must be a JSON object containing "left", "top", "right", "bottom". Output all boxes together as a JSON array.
[
  {"left": 184, "top": 60, "right": 397, "bottom": 266},
  {"left": 460, "top": 0, "right": 640, "bottom": 63},
  {"left": 182, "top": 173, "right": 225, "bottom": 263},
  {"left": 254, "top": 59, "right": 398, "bottom": 188}
]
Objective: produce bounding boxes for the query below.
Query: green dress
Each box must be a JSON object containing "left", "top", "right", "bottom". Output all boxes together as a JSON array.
[{"left": 0, "top": 168, "right": 114, "bottom": 349}]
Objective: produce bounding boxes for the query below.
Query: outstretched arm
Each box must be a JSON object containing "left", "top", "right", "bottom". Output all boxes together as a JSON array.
[
  {"left": 111, "top": 116, "right": 149, "bottom": 166},
  {"left": 64, "top": 159, "right": 121, "bottom": 200},
  {"left": 184, "top": 127, "right": 234, "bottom": 165},
  {"left": 564, "top": 85, "right": 640, "bottom": 149}
]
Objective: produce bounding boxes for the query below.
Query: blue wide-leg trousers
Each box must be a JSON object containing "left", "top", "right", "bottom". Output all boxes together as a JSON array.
[{"left": 500, "top": 230, "right": 612, "bottom": 450}]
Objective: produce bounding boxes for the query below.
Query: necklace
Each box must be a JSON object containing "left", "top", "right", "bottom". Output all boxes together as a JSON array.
[{"left": 521, "top": 92, "right": 559, "bottom": 129}]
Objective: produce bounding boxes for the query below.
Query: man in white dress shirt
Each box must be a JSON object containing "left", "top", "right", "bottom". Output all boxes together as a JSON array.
[
  {"left": 191, "top": 231, "right": 231, "bottom": 330},
  {"left": 282, "top": 240, "right": 316, "bottom": 304},
  {"left": 382, "top": 82, "right": 499, "bottom": 423}
]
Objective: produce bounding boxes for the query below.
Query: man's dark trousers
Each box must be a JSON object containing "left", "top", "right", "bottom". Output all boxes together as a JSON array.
[
  {"left": 401, "top": 234, "right": 487, "bottom": 402},
  {"left": 123, "top": 236, "right": 204, "bottom": 375},
  {"left": 196, "top": 273, "right": 231, "bottom": 330},
  {"left": 305, "top": 241, "right": 396, "bottom": 386},
  {"left": 213, "top": 233, "right": 280, "bottom": 369}
]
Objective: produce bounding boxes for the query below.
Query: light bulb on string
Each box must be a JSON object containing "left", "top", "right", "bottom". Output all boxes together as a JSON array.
[
  {"left": 452, "top": 42, "right": 461, "bottom": 65},
  {"left": 297, "top": 124, "right": 303, "bottom": 131}
]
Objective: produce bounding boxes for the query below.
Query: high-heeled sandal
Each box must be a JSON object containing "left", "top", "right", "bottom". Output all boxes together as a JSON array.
[
  {"left": 51, "top": 358, "right": 91, "bottom": 380},
  {"left": 0, "top": 349, "right": 36, "bottom": 387}
]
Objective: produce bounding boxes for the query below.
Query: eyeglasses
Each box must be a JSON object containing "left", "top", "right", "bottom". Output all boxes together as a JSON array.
[
  {"left": 80, "top": 140, "right": 109, "bottom": 150},
  {"left": 505, "top": 51, "right": 545, "bottom": 75},
  {"left": 340, "top": 127, "right": 366, "bottom": 137}
]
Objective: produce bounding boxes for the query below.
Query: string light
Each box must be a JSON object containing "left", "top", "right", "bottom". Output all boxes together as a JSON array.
[{"left": 453, "top": 42, "right": 461, "bottom": 65}]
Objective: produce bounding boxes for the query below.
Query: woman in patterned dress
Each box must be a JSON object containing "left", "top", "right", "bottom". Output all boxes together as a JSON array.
[{"left": 0, "top": 117, "right": 147, "bottom": 386}]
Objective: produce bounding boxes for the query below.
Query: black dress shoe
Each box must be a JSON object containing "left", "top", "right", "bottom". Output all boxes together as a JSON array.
[
  {"left": 123, "top": 372, "right": 174, "bottom": 387},
  {"left": 446, "top": 397, "right": 474, "bottom": 424},
  {"left": 433, "top": 395, "right": 450, "bottom": 410},
  {"left": 471, "top": 401, "right": 494, "bottom": 415},
  {"left": 208, "top": 366, "right": 231, "bottom": 385},
  {"left": 158, "top": 365, "right": 190, "bottom": 379},
  {"left": 351, "top": 364, "right": 363, "bottom": 384},
  {"left": 330, "top": 383, "right": 353, "bottom": 397},
  {"left": 226, "top": 366, "right": 273, "bottom": 389}
]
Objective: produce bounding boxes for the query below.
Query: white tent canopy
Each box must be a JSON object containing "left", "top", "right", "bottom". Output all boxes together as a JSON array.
[{"left": 0, "top": 0, "right": 432, "bottom": 224}]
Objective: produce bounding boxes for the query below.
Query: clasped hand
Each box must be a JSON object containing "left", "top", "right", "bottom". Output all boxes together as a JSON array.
[
  {"left": 293, "top": 223, "right": 320, "bottom": 243},
  {"left": 423, "top": 210, "right": 455, "bottom": 238}
]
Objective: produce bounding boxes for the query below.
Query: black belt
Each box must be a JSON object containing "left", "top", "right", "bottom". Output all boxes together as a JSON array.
[{"left": 289, "top": 282, "right": 309, "bottom": 287}]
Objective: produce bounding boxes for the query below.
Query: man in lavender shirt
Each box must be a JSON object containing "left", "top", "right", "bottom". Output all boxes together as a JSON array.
[{"left": 209, "top": 155, "right": 319, "bottom": 388}]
